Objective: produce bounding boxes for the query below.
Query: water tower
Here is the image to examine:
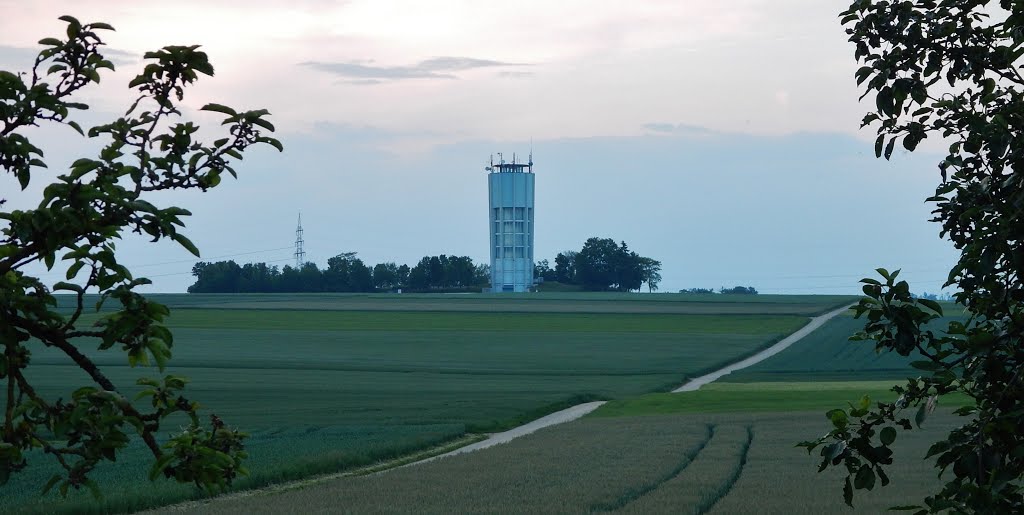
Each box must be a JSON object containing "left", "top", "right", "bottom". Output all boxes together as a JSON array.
[{"left": 487, "top": 152, "right": 535, "bottom": 292}]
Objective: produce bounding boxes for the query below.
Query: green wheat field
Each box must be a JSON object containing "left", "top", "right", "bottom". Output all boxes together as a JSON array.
[{"left": 6, "top": 293, "right": 966, "bottom": 514}]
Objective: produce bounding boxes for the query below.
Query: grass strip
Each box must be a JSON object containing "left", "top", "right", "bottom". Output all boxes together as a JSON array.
[{"left": 591, "top": 382, "right": 972, "bottom": 417}]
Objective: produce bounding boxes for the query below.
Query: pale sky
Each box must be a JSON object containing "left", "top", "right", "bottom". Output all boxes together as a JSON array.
[{"left": 0, "top": 1, "right": 959, "bottom": 294}]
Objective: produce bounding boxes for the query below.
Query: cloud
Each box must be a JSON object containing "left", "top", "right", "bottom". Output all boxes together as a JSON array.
[
  {"left": 642, "top": 123, "right": 715, "bottom": 135},
  {"left": 0, "top": 45, "right": 44, "bottom": 68},
  {"left": 496, "top": 70, "right": 534, "bottom": 78},
  {"left": 0, "top": 44, "right": 138, "bottom": 70},
  {"left": 301, "top": 56, "right": 529, "bottom": 82},
  {"left": 101, "top": 47, "right": 141, "bottom": 66}
]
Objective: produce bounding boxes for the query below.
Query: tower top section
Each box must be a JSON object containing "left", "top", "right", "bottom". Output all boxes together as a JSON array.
[{"left": 486, "top": 152, "right": 533, "bottom": 173}]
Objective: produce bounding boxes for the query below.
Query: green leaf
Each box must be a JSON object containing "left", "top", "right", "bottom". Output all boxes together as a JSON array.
[
  {"left": 149, "top": 454, "right": 176, "bottom": 481},
  {"left": 825, "top": 440, "right": 847, "bottom": 462},
  {"left": 83, "top": 478, "right": 103, "bottom": 500},
  {"left": 925, "top": 440, "right": 950, "bottom": 459},
  {"left": 261, "top": 137, "right": 284, "bottom": 152},
  {"left": 854, "top": 464, "right": 875, "bottom": 490},
  {"left": 38, "top": 37, "right": 63, "bottom": 46},
  {"left": 826, "top": 408, "right": 849, "bottom": 429},
  {"left": 843, "top": 476, "right": 853, "bottom": 507},
  {"left": 918, "top": 299, "right": 943, "bottom": 315},
  {"left": 200, "top": 103, "right": 237, "bottom": 116},
  {"left": 172, "top": 233, "right": 200, "bottom": 257},
  {"left": 89, "top": 22, "right": 115, "bottom": 31},
  {"left": 874, "top": 134, "right": 884, "bottom": 158},
  {"left": 856, "top": 395, "right": 870, "bottom": 411},
  {"left": 66, "top": 261, "right": 85, "bottom": 280},
  {"left": 40, "top": 474, "right": 62, "bottom": 495},
  {"left": 877, "top": 466, "right": 890, "bottom": 487},
  {"left": 251, "top": 117, "right": 276, "bottom": 131},
  {"left": 880, "top": 426, "right": 897, "bottom": 446},
  {"left": 53, "top": 281, "right": 84, "bottom": 293},
  {"left": 915, "top": 403, "right": 928, "bottom": 428},
  {"left": 884, "top": 137, "right": 896, "bottom": 160},
  {"left": 67, "top": 120, "right": 84, "bottom": 136}
]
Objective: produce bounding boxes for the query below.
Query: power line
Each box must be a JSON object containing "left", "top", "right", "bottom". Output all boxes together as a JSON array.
[
  {"left": 27, "top": 246, "right": 294, "bottom": 281},
  {"left": 142, "top": 256, "right": 296, "bottom": 278},
  {"left": 130, "top": 246, "right": 294, "bottom": 269}
]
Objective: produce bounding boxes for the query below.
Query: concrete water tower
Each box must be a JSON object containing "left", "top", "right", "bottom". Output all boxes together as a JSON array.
[{"left": 487, "top": 152, "right": 535, "bottom": 292}]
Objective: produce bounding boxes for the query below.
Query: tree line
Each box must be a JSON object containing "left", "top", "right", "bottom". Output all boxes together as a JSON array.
[
  {"left": 188, "top": 253, "right": 489, "bottom": 293},
  {"left": 535, "top": 237, "right": 662, "bottom": 292},
  {"left": 679, "top": 286, "right": 759, "bottom": 295}
]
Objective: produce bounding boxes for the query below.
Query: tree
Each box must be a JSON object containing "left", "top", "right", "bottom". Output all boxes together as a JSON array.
[
  {"left": 574, "top": 238, "right": 650, "bottom": 292},
  {"left": 187, "top": 260, "right": 242, "bottom": 293},
  {"left": 473, "top": 263, "right": 490, "bottom": 288},
  {"left": 396, "top": 264, "right": 411, "bottom": 289},
  {"left": 372, "top": 262, "right": 399, "bottom": 290},
  {"left": 0, "top": 17, "right": 281, "bottom": 495},
  {"left": 614, "top": 241, "right": 644, "bottom": 292},
  {"left": 799, "top": 2, "right": 1024, "bottom": 512},
  {"left": 638, "top": 257, "right": 662, "bottom": 292},
  {"left": 576, "top": 238, "right": 619, "bottom": 291},
  {"left": 719, "top": 286, "right": 757, "bottom": 295},
  {"left": 554, "top": 251, "right": 577, "bottom": 284},
  {"left": 347, "top": 258, "right": 373, "bottom": 292},
  {"left": 298, "top": 262, "right": 323, "bottom": 292},
  {"left": 324, "top": 252, "right": 357, "bottom": 291},
  {"left": 534, "top": 259, "right": 556, "bottom": 282}
]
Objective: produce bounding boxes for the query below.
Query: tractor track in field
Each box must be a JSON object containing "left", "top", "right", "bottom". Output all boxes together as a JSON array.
[{"left": 142, "top": 303, "right": 853, "bottom": 513}]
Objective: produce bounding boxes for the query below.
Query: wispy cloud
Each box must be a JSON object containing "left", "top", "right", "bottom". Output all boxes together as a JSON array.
[
  {"left": 642, "top": 123, "right": 715, "bottom": 135},
  {"left": 0, "top": 44, "right": 138, "bottom": 68},
  {"left": 496, "top": 70, "right": 534, "bottom": 78},
  {"left": 302, "top": 56, "right": 529, "bottom": 82}
]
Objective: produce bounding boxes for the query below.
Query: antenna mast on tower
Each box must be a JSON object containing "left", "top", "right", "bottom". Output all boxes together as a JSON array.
[{"left": 294, "top": 212, "right": 305, "bottom": 268}]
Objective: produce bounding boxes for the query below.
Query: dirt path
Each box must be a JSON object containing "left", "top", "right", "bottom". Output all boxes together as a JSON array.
[
  {"left": 396, "top": 401, "right": 607, "bottom": 470},
  {"left": 672, "top": 303, "right": 855, "bottom": 392}
]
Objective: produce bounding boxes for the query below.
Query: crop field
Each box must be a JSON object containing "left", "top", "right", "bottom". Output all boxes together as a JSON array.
[
  {"left": 720, "top": 308, "right": 966, "bottom": 383},
  {"left": 57, "top": 292, "right": 855, "bottom": 316},
  {"left": 181, "top": 410, "right": 956, "bottom": 515},
  {"left": 166, "top": 296, "right": 962, "bottom": 514},
  {"left": 6, "top": 293, "right": 853, "bottom": 514}
]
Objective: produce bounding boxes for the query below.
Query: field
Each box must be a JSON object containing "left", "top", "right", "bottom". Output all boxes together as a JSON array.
[
  {"left": 166, "top": 298, "right": 965, "bottom": 514},
  {"left": 179, "top": 409, "right": 957, "bottom": 514},
  {"left": 5, "top": 293, "right": 853, "bottom": 514}
]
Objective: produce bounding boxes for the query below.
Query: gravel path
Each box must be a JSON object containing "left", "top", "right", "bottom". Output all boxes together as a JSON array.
[
  {"left": 672, "top": 303, "right": 855, "bottom": 392},
  {"left": 398, "top": 401, "right": 607, "bottom": 470}
]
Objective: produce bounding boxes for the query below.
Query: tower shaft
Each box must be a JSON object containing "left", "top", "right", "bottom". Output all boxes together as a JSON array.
[
  {"left": 486, "top": 153, "right": 535, "bottom": 293},
  {"left": 294, "top": 213, "right": 305, "bottom": 269}
]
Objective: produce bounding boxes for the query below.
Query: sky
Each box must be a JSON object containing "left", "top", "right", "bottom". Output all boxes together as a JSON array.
[{"left": 0, "top": 0, "right": 960, "bottom": 295}]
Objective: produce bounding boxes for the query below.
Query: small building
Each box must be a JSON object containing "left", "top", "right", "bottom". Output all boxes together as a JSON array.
[{"left": 487, "top": 153, "right": 535, "bottom": 292}]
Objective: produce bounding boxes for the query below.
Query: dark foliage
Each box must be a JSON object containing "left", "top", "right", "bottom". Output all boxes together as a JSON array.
[
  {"left": 1, "top": 17, "right": 280, "bottom": 495},
  {"left": 799, "top": 2, "right": 1024, "bottom": 513}
]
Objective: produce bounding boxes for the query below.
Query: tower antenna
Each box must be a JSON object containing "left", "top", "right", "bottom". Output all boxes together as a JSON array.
[{"left": 294, "top": 212, "right": 305, "bottom": 268}]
